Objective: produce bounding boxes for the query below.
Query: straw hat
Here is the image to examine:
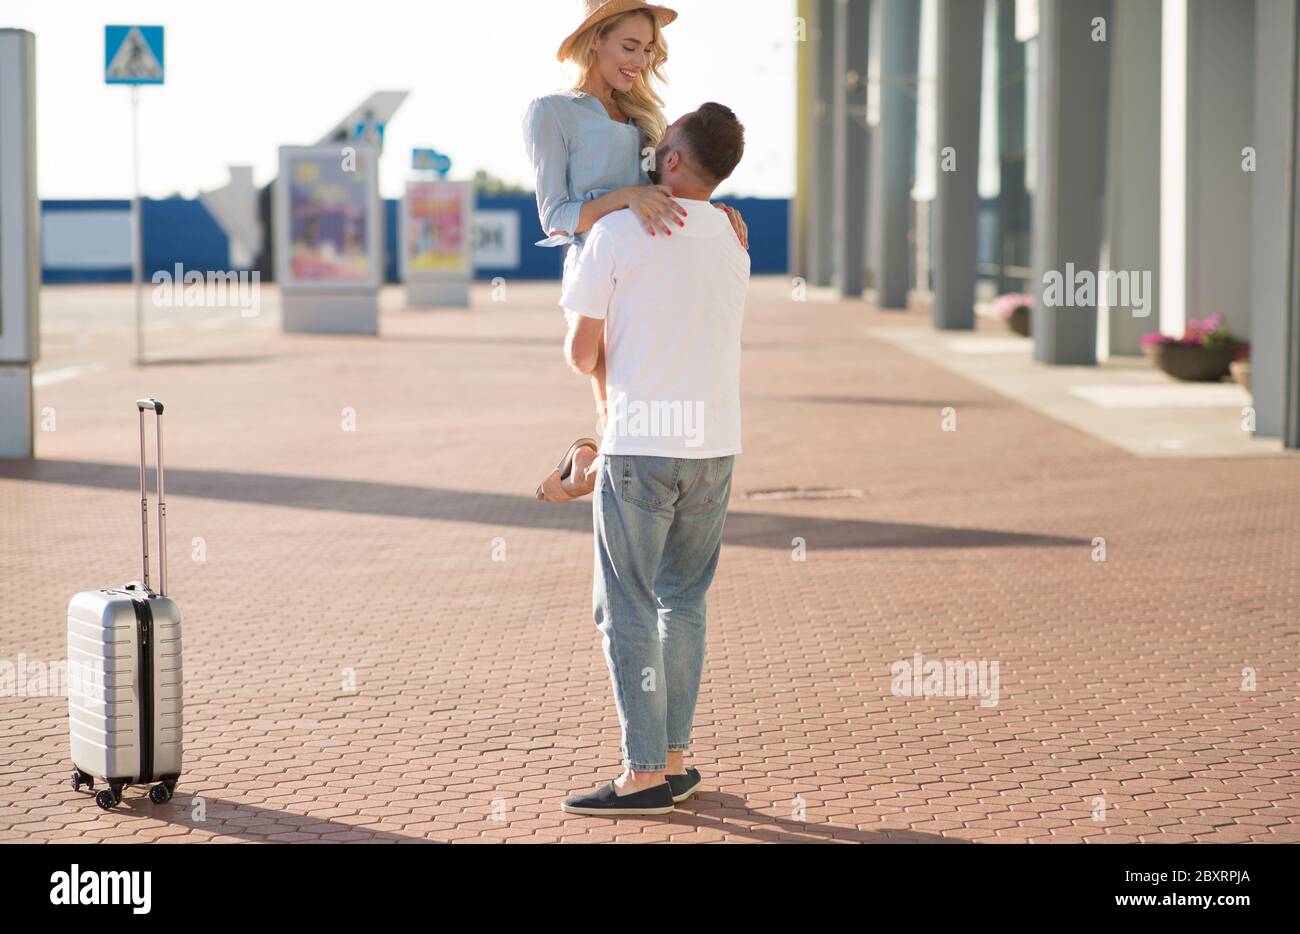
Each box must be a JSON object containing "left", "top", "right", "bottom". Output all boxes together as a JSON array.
[{"left": 556, "top": 0, "right": 678, "bottom": 62}]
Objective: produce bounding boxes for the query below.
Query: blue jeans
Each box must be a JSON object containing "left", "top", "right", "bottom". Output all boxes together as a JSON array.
[{"left": 592, "top": 453, "right": 736, "bottom": 771}]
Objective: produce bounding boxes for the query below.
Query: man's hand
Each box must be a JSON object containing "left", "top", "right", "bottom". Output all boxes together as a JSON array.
[{"left": 565, "top": 313, "right": 605, "bottom": 375}]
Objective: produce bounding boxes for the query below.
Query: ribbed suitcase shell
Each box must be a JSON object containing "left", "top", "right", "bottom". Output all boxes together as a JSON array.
[
  {"left": 67, "top": 588, "right": 183, "bottom": 784},
  {"left": 67, "top": 398, "right": 182, "bottom": 806}
]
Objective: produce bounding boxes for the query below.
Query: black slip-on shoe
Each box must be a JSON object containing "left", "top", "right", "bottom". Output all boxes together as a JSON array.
[
  {"left": 667, "top": 767, "right": 702, "bottom": 803},
  {"left": 560, "top": 780, "right": 675, "bottom": 816}
]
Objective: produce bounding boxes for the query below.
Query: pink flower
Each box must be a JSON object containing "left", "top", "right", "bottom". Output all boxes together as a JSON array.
[
  {"left": 1184, "top": 313, "right": 1226, "bottom": 342},
  {"left": 990, "top": 293, "right": 1034, "bottom": 318}
]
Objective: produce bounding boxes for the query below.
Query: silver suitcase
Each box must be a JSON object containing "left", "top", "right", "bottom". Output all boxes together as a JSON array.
[{"left": 67, "top": 398, "right": 183, "bottom": 810}]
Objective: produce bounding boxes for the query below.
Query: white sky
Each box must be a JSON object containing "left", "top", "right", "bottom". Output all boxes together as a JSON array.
[{"left": 4, "top": 0, "right": 797, "bottom": 201}]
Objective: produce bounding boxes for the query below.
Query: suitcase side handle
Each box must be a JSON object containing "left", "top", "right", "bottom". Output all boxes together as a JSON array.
[{"left": 135, "top": 398, "right": 167, "bottom": 596}]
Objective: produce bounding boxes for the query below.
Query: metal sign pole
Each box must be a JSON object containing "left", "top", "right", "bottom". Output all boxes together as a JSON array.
[
  {"left": 131, "top": 84, "right": 144, "bottom": 365},
  {"left": 105, "top": 25, "right": 163, "bottom": 363}
]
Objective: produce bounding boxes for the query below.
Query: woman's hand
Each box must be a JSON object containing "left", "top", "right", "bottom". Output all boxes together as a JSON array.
[
  {"left": 624, "top": 185, "right": 688, "bottom": 237},
  {"left": 715, "top": 202, "right": 749, "bottom": 250}
]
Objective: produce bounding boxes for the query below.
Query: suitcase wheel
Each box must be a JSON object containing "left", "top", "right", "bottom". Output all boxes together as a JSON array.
[
  {"left": 148, "top": 783, "right": 173, "bottom": 804},
  {"left": 70, "top": 769, "right": 94, "bottom": 793},
  {"left": 94, "top": 783, "right": 124, "bottom": 810}
]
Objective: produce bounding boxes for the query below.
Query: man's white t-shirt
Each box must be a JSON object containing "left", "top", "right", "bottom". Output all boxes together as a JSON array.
[{"left": 559, "top": 198, "right": 750, "bottom": 458}]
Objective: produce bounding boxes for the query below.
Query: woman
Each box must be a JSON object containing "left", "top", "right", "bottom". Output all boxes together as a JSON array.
[{"left": 524, "top": 0, "right": 747, "bottom": 502}]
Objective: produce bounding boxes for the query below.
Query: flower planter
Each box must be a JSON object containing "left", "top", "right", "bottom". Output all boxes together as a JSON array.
[
  {"left": 990, "top": 294, "right": 1034, "bottom": 336},
  {"left": 1151, "top": 344, "right": 1236, "bottom": 381},
  {"left": 1230, "top": 360, "right": 1251, "bottom": 392}
]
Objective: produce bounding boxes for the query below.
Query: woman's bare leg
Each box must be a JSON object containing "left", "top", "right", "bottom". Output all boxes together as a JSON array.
[
  {"left": 564, "top": 339, "right": 606, "bottom": 493},
  {"left": 558, "top": 336, "right": 606, "bottom": 495}
]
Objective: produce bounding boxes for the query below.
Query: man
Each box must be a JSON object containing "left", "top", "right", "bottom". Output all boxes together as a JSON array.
[{"left": 557, "top": 103, "right": 750, "bottom": 815}]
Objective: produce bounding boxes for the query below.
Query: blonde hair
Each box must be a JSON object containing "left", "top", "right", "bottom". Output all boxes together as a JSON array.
[{"left": 563, "top": 10, "right": 669, "bottom": 145}]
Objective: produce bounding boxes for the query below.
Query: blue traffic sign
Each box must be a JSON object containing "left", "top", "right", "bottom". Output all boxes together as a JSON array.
[
  {"left": 105, "top": 26, "right": 165, "bottom": 85},
  {"left": 413, "top": 148, "right": 452, "bottom": 177},
  {"left": 412, "top": 148, "right": 437, "bottom": 171},
  {"left": 354, "top": 117, "right": 385, "bottom": 150}
]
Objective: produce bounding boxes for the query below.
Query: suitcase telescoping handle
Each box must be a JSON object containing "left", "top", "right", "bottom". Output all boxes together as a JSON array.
[{"left": 135, "top": 398, "right": 167, "bottom": 596}]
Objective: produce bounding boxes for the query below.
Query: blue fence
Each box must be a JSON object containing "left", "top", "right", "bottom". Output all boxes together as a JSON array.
[{"left": 40, "top": 194, "right": 788, "bottom": 284}]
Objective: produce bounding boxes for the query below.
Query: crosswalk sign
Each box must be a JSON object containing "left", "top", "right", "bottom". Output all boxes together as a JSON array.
[
  {"left": 354, "top": 117, "right": 385, "bottom": 152},
  {"left": 105, "top": 26, "right": 165, "bottom": 85}
]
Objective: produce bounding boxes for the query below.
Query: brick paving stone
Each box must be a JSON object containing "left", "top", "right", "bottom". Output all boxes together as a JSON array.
[{"left": 1, "top": 280, "right": 1297, "bottom": 843}]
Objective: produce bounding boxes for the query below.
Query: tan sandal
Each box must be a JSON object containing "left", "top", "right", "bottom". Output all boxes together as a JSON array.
[{"left": 535, "top": 438, "right": 600, "bottom": 503}]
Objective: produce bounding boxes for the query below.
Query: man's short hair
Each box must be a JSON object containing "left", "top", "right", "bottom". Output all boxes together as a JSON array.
[{"left": 675, "top": 103, "right": 745, "bottom": 183}]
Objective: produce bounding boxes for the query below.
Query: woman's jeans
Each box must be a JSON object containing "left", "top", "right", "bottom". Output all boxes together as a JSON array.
[{"left": 592, "top": 453, "right": 736, "bottom": 772}]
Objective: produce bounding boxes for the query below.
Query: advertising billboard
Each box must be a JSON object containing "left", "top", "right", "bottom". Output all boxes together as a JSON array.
[
  {"left": 400, "top": 179, "right": 472, "bottom": 306},
  {"left": 402, "top": 180, "right": 472, "bottom": 275},
  {"left": 275, "top": 145, "right": 382, "bottom": 292}
]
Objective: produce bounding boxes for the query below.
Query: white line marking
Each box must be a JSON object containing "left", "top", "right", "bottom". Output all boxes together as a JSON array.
[{"left": 32, "top": 363, "right": 109, "bottom": 387}]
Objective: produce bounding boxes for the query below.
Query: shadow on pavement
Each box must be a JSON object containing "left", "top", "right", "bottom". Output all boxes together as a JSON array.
[
  {"left": 747, "top": 392, "right": 1002, "bottom": 409},
  {"left": 377, "top": 333, "right": 558, "bottom": 348},
  {"left": 139, "top": 355, "right": 278, "bottom": 367},
  {"left": 72, "top": 790, "right": 967, "bottom": 843},
  {"left": 93, "top": 792, "right": 443, "bottom": 843},
  {"left": 0, "top": 459, "right": 1086, "bottom": 551},
  {"left": 655, "top": 792, "right": 974, "bottom": 843},
  {"left": 384, "top": 335, "right": 866, "bottom": 353}
]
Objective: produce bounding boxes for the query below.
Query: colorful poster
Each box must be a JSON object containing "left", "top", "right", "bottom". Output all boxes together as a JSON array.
[
  {"left": 405, "top": 181, "right": 470, "bottom": 273},
  {"left": 284, "top": 150, "right": 375, "bottom": 284}
]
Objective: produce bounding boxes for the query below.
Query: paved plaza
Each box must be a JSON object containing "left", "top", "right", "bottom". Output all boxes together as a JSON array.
[{"left": 1, "top": 280, "right": 1297, "bottom": 843}]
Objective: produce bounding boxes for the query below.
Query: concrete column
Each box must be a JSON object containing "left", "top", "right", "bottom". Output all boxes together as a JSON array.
[
  {"left": 1283, "top": 3, "right": 1300, "bottom": 448},
  {"left": 1031, "top": 0, "right": 1111, "bottom": 365},
  {"left": 0, "top": 29, "right": 39, "bottom": 459},
  {"left": 869, "top": 0, "right": 920, "bottom": 309},
  {"left": 1160, "top": 0, "right": 1255, "bottom": 342},
  {"left": 994, "top": 0, "right": 1028, "bottom": 296},
  {"left": 832, "top": 0, "right": 872, "bottom": 298},
  {"left": 810, "top": 0, "right": 838, "bottom": 287},
  {"left": 791, "top": 0, "right": 815, "bottom": 279},
  {"left": 1250, "top": 0, "right": 1296, "bottom": 439},
  {"left": 1104, "top": 0, "right": 1161, "bottom": 355},
  {"left": 932, "top": 0, "right": 984, "bottom": 330}
]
